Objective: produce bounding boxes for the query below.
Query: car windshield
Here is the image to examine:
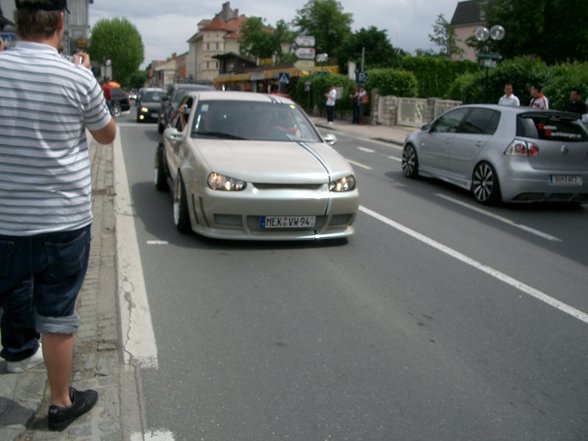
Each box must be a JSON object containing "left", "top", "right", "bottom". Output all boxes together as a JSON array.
[
  {"left": 191, "top": 100, "right": 322, "bottom": 143},
  {"left": 142, "top": 91, "right": 165, "bottom": 102},
  {"left": 517, "top": 114, "right": 588, "bottom": 142}
]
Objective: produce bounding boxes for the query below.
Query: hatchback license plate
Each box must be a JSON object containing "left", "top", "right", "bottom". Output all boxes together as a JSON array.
[
  {"left": 260, "top": 216, "right": 316, "bottom": 229},
  {"left": 549, "top": 175, "right": 582, "bottom": 186}
]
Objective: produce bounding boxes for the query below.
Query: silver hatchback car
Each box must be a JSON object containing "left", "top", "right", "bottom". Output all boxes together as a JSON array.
[{"left": 402, "top": 105, "right": 588, "bottom": 204}]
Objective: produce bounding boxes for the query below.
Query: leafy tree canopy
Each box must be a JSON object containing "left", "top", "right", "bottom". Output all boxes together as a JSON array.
[
  {"left": 338, "top": 26, "right": 402, "bottom": 72},
  {"left": 239, "top": 17, "right": 295, "bottom": 62},
  {"left": 484, "top": 0, "right": 588, "bottom": 64},
  {"left": 428, "top": 13, "right": 463, "bottom": 58},
  {"left": 293, "top": 0, "right": 353, "bottom": 61},
  {"left": 88, "top": 18, "right": 144, "bottom": 84}
]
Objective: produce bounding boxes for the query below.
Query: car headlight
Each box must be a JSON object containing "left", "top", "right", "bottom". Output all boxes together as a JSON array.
[
  {"left": 140, "top": 106, "right": 149, "bottom": 113},
  {"left": 207, "top": 172, "right": 247, "bottom": 191},
  {"left": 329, "top": 175, "right": 356, "bottom": 192}
]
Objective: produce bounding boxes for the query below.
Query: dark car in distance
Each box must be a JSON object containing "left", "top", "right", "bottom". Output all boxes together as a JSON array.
[
  {"left": 111, "top": 87, "right": 131, "bottom": 117},
  {"left": 158, "top": 83, "right": 213, "bottom": 133},
  {"left": 136, "top": 88, "right": 166, "bottom": 123}
]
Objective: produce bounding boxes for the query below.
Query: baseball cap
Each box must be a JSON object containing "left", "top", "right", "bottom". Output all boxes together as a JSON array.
[{"left": 15, "top": 0, "right": 69, "bottom": 13}]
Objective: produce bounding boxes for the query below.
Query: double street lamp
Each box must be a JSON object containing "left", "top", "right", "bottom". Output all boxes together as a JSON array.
[{"left": 475, "top": 24, "right": 505, "bottom": 103}]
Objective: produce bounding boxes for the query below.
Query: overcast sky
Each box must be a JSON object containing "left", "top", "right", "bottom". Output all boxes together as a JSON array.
[{"left": 89, "top": 0, "right": 460, "bottom": 67}]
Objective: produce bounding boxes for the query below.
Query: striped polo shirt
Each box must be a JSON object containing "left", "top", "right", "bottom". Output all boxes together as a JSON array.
[{"left": 0, "top": 41, "right": 111, "bottom": 236}]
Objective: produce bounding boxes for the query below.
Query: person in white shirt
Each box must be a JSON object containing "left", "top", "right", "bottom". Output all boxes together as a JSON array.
[
  {"left": 498, "top": 83, "right": 520, "bottom": 106},
  {"left": 325, "top": 85, "right": 337, "bottom": 125}
]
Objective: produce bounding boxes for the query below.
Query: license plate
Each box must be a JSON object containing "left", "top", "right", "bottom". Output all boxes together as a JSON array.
[
  {"left": 549, "top": 175, "right": 583, "bottom": 186},
  {"left": 260, "top": 215, "right": 316, "bottom": 229},
  {"left": 151, "top": 112, "right": 158, "bottom": 118}
]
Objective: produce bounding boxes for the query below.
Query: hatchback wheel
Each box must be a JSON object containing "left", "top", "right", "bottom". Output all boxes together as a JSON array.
[
  {"left": 173, "top": 177, "right": 191, "bottom": 233},
  {"left": 472, "top": 162, "right": 501, "bottom": 204},
  {"left": 401, "top": 144, "right": 419, "bottom": 178}
]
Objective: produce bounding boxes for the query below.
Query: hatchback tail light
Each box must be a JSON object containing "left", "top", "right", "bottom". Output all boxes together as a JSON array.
[{"left": 505, "top": 139, "right": 540, "bottom": 157}]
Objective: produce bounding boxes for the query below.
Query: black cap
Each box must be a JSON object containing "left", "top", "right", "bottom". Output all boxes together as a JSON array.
[{"left": 15, "top": 0, "right": 69, "bottom": 13}]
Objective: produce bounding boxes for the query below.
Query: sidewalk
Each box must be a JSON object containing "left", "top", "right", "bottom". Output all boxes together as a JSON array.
[
  {"left": 309, "top": 115, "right": 414, "bottom": 146},
  {"left": 0, "top": 118, "right": 413, "bottom": 440},
  {"left": 0, "top": 139, "right": 123, "bottom": 441}
]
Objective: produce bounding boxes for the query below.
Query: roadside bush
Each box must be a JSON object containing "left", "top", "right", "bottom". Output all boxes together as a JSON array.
[
  {"left": 448, "top": 57, "right": 553, "bottom": 105},
  {"left": 542, "top": 63, "right": 588, "bottom": 111},
  {"left": 395, "top": 56, "right": 480, "bottom": 98},
  {"left": 292, "top": 72, "right": 352, "bottom": 113},
  {"left": 365, "top": 68, "right": 417, "bottom": 97}
]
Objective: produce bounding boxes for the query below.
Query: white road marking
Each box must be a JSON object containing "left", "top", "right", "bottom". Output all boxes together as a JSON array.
[
  {"left": 113, "top": 129, "right": 159, "bottom": 369},
  {"left": 358, "top": 146, "right": 375, "bottom": 153},
  {"left": 347, "top": 159, "right": 373, "bottom": 170},
  {"left": 132, "top": 430, "right": 175, "bottom": 441},
  {"left": 147, "top": 240, "right": 169, "bottom": 245},
  {"left": 388, "top": 155, "right": 401, "bottom": 162},
  {"left": 359, "top": 205, "right": 588, "bottom": 325},
  {"left": 436, "top": 194, "right": 562, "bottom": 242}
]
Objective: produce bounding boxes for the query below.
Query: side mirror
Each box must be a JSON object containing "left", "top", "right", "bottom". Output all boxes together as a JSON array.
[
  {"left": 421, "top": 123, "right": 431, "bottom": 131},
  {"left": 323, "top": 133, "right": 337, "bottom": 146}
]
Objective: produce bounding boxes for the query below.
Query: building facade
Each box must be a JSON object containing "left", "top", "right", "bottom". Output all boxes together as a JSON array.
[
  {"left": 186, "top": 2, "right": 246, "bottom": 82},
  {"left": 450, "top": 0, "right": 489, "bottom": 61}
]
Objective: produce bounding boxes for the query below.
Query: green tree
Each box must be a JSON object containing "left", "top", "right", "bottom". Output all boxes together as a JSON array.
[
  {"left": 88, "top": 18, "right": 144, "bottom": 84},
  {"left": 428, "top": 13, "right": 463, "bottom": 58},
  {"left": 338, "top": 26, "right": 401, "bottom": 73},
  {"left": 293, "top": 0, "right": 353, "bottom": 61},
  {"left": 240, "top": 18, "right": 295, "bottom": 63},
  {"left": 484, "top": 0, "right": 588, "bottom": 64},
  {"left": 239, "top": 17, "right": 275, "bottom": 59}
]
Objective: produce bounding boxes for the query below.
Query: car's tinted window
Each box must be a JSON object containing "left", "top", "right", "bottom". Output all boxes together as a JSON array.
[
  {"left": 171, "top": 85, "right": 213, "bottom": 105},
  {"left": 459, "top": 108, "right": 500, "bottom": 135},
  {"left": 430, "top": 108, "right": 469, "bottom": 133},
  {"left": 142, "top": 91, "right": 165, "bottom": 102},
  {"left": 191, "top": 100, "right": 321, "bottom": 142},
  {"left": 517, "top": 115, "right": 588, "bottom": 142}
]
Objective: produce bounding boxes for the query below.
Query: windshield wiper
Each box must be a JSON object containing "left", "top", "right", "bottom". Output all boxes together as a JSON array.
[{"left": 195, "top": 131, "right": 246, "bottom": 140}]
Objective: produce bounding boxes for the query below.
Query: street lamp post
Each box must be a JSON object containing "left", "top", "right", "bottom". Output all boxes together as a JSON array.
[{"left": 474, "top": 25, "right": 505, "bottom": 103}]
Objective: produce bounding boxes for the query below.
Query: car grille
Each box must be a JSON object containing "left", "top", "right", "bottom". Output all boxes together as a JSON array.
[{"left": 252, "top": 183, "right": 323, "bottom": 191}]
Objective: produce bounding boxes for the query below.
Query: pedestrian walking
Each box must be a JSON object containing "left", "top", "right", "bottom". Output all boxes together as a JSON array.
[
  {"left": 498, "top": 82, "right": 520, "bottom": 106},
  {"left": 358, "top": 86, "right": 368, "bottom": 125},
  {"left": 325, "top": 85, "right": 337, "bottom": 125},
  {"left": 0, "top": 0, "right": 116, "bottom": 431}
]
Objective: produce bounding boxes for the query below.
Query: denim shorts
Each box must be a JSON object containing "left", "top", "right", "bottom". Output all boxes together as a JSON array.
[{"left": 0, "top": 225, "right": 91, "bottom": 334}]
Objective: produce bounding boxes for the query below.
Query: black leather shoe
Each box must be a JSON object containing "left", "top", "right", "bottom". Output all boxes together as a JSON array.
[{"left": 48, "top": 387, "right": 98, "bottom": 431}]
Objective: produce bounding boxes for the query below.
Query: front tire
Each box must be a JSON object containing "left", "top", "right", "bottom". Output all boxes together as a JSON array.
[
  {"left": 472, "top": 162, "right": 501, "bottom": 204},
  {"left": 173, "top": 176, "right": 191, "bottom": 233},
  {"left": 113, "top": 102, "right": 122, "bottom": 117},
  {"left": 401, "top": 144, "right": 419, "bottom": 178},
  {"left": 154, "top": 147, "right": 168, "bottom": 192}
]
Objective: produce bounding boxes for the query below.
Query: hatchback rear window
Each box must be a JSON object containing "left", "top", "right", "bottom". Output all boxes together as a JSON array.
[{"left": 517, "top": 115, "right": 588, "bottom": 142}]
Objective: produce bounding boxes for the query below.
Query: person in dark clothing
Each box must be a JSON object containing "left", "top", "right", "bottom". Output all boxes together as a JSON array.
[{"left": 565, "top": 88, "right": 587, "bottom": 115}]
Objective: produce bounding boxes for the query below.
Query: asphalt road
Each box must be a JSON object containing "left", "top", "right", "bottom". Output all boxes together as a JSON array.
[{"left": 115, "top": 112, "right": 588, "bottom": 441}]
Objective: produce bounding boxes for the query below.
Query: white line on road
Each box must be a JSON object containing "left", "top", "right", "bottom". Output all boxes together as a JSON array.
[
  {"left": 359, "top": 205, "right": 588, "bottom": 325},
  {"left": 132, "top": 430, "right": 176, "bottom": 441},
  {"left": 357, "top": 146, "right": 375, "bottom": 153},
  {"left": 388, "top": 155, "right": 401, "bottom": 162},
  {"left": 146, "top": 240, "right": 169, "bottom": 245},
  {"left": 436, "top": 194, "right": 561, "bottom": 242},
  {"left": 113, "top": 129, "right": 159, "bottom": 369},
  {"left": 346, "top": 159, "right": 373, "bottom": 170}
]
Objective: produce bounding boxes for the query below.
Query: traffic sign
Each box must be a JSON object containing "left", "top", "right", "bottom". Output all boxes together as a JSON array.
[
  {"left": 295, "top": 47, "right": 316, "bottom": 60},
  {"left": 295, "top": 36, "right": 315, "bottom": 47},
  {"left": 278, "top": 72, "right": 290, "bottom": 84},
  {"left": 356, "top": 71, "right": 368, "bottom": 84},
  {"left": 294, "top": 60, "right": 315, "bottom": 71}
]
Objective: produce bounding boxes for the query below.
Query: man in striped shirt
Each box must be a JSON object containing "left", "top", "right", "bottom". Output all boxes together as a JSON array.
[{"left": 0, "top": 0, "right": 116, "bottom": 431}]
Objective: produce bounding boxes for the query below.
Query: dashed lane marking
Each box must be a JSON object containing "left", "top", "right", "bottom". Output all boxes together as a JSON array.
[{"left": 359, "top": 205, "right": 588, "bottom": 325}]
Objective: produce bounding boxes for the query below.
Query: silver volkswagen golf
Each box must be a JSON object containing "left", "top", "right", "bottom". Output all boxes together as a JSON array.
[
  {"left": 155, "top": 91, "right": 359, "bottom": 240},
  {"left": 401, "top": 104, "right": 588, "bottom": 204}
]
